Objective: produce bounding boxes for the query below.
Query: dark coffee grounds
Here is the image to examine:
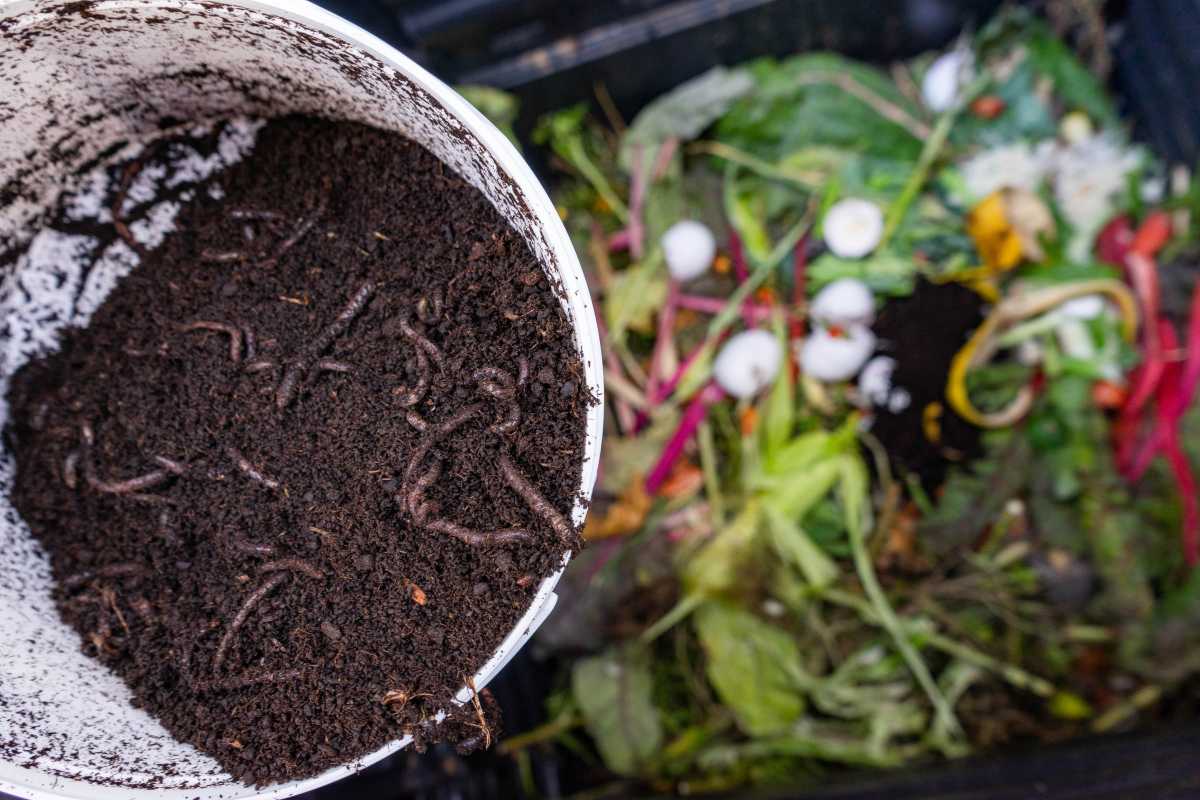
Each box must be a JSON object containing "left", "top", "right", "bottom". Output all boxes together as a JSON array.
[{"left": 4, "top": 116, "right": 588, "bottom": 785}]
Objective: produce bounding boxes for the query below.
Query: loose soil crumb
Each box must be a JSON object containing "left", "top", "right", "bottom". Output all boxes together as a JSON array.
[{"left": 3, "top": 116, "right": 588, "bottom": 785}]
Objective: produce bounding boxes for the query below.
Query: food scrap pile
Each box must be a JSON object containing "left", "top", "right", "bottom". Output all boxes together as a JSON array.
[{"left": 479, "top": 8, "right": 1200, "bottom": 792}]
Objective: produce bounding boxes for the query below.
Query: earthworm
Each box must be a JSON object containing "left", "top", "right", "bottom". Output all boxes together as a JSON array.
[
  {"left": 498, "top": 453, "right": 574, "bottom": 544},
  {"left": 405, "top": 410, "right": 429, "bottom": 432},
  {"left": 399, "top": 320, "right": 443, "bottom": 365},
  {"left": 405, "top": 460, "right": 441, "bottom": 519},
  {"left": 489, "top": 403, "right": 521, "bottom": 435},
  {"left": 275, "top": 366, "right": 304, "bottom": 409},
  {"left": 258, "top": 558, "right": 324, "bottom": 580},
  {"left": 80, "top": 422, "right": 94, "bottom": 446},
  {"left": 516, "top": 357, "right": 529, "bottom": 388},
  {"left": 244, "top": 359, "right": 277, "bottom": 373},
  {"left": 435, "top": 403, "right": 483, "bottom": 436},
  {"left": 473, "top": 367, "right": 516, "bottom": 396},
  {"left": 230, "top": 209, "right": 284, "bottom": 221},
  {"left": 477, "top": 380, "right": 515, "bottom": 401},
  {"left": 394, "top": 348, "right": 430, "bottom": 408},
  {"left": 212, "top": 571, "right": 287, "bottom": 673},
  {"left": 182, "top": 321, "right": 243, "bottom": 362},
  {"left": 276, "top": 282, "right": 376, "bottom": 408},
  {"left": 152, "top": 456, "right": 188, "bottom": 475},
  {"left": 425, "top": 519, "right": 534, "bottom": 547},
  {"left": 242, "top": 325, "right": 257, "bottom": 360},
  {"left": 399, "top": 405, "right": 484, "bottom": 496},
  {"left": 315, "top": 359, "right": 352, "bottom": 373},
  {"left": 262, "top": 196, "right": 326, "bottom": 265},
  {"left": 412, "top": 500, "right": 436, "bottom": 526},
  {"left": 62, "top": 450, "right": 79, "bottom": 489},
  {"left": 84, "top": 460, "right": 172, "bottom": 495},
  {"left": 225, "top": 446, "right": 281, "bottom": 490},
  {"left": 193, "top": 667, "right": 307, "bottom": 693},
  {"left": 127, "top": 492, "right": 174, "bottom": 504},
  {"left": 112, "top": 159, "right": 145, "bottom": 254},
  {"left": 157, "top": 510, "right": 181, "bottom": 545},
  {"left": 416, "top": 290, "right": 444, "bottom": 324},
  {"left": 64, "top": 562, "right": 144, "bottom": 589},
  {"left": 227, "top": 532, "right": 276, "bottom": 558},
  {"left": 200, "top": 249, "right": 246, "bottom": 263}
]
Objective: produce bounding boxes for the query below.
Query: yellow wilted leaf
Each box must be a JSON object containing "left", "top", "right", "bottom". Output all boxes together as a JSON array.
[{"left": 585, "top": 476, "right": 652, "bottom": 540}]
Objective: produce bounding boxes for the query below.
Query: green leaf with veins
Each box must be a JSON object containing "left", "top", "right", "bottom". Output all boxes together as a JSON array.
[
  {"left": 694, "top": 602, "right": 806, "bottom": 736},
  {"left": 716, "top": 54, "right": 924, "bottom": 163},
  {"left": 620, "top": 66, "right": 756, "bottom": 171},
  {"left": 572, "top": 644, "right": 663, "bottom": 775}
]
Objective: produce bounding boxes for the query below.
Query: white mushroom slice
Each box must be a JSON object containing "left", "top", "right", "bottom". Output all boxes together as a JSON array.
[
  {"left": 713, "top": 329, "right": 784, "bottom": 398},
  {"left": 799, "top": 325, "right": 876, "bottom": 383},
  {"left": 662, "top": 219, "right": 717, "bottom": 282},
  {"left": 823, "top": 198, "right": 884, "bottom": 259}
]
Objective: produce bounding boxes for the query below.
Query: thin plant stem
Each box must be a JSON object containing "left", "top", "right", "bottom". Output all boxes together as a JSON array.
[
  {"left": 843, "top": 498, "right": 965, "bottom": 746},
  {"left": 698, "top": 420, "right": 724, "bottom": 528},
  {"left": 881, "top": 74, "right": 990, "bottom": 246}
]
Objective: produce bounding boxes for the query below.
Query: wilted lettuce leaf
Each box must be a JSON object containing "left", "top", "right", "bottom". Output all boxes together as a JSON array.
[
  {"left": 572, "top": 644, "right": 663, "bottom": 775},
  {"left": 694, "top": 602, "right": 805, "bottom": 736}
]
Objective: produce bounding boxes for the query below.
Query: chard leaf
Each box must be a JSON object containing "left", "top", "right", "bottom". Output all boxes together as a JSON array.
[{"left": 572, "top": 644, "right": 663, "bottom": 775}]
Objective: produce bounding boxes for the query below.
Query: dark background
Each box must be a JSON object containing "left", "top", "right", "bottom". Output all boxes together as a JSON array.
[{"left": 293, "top": 1, "right": 1200, "bottom": 798}]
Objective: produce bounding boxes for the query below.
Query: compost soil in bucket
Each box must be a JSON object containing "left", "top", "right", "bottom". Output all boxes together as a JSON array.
[{"left": 3, "top": 116, "right": 588, "bottom": 785}]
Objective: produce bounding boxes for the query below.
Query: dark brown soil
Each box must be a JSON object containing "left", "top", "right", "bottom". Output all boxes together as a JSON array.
[
  {"left": 868, "top": 279, "right": 984, "bottom": 487},
  {"left": 4, "top": 116, "right": 588, "bottom": 785}
]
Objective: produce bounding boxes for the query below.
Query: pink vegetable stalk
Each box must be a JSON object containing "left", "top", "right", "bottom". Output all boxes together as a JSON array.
[
  {"left": 645, "top": 279, "right": 682, "bottom": 406},
  {"left": 676, "top": 293, "right": 774, "bottom": 322},
  {"left": 650, "top": 336, "right": 715, "bottom": 406},
  {"left": 645, "top": 381, "right": 726, "bottom": 495},
  {"left": 627, "top": 143, "right": 647, "bottom": 259},
  {"left": 593, "top": 311, "right": 637, "bottom": 434}
]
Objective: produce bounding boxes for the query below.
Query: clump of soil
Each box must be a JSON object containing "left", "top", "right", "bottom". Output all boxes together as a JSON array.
[
  {"left": 4, "top": 116, "right": 588, "bottom": 785},
  {"left": 868, "top": 279, "right": 984, "bottom": 486}
]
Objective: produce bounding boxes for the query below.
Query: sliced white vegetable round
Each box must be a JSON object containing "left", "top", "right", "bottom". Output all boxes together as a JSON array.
[
  {"left": 1058, "top": 294, "right": 1105, "bottom": 320},
  {"left": 799, "top": 325, "right": 876, "bottom": 382},
  {"left": 857, "top": 355, "right": 897, "bottom": 406},
  {"left": 810, "top": 276, "right": 875, "bottom": 326},
  {"left": 713, "top": 329, "right": 784, "bottom": 398},
  {"left": 661, "top": 219, "right": 717, "bottom": 281},
  {"left": 922, "top": 49, "right": 970, "bottom": 112},
  {"left": 823, "top": 198, "right": 884, "bottom": 259}
]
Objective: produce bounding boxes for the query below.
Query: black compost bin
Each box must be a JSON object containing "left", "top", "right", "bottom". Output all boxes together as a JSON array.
[{"left": 308, "top": 1, "right": 1200, "bottom": 797}]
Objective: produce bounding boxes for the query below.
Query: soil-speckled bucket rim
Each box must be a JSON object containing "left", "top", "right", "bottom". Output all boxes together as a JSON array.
[{"left": 0, "top": 1, "right": 603, "bottom": 797}]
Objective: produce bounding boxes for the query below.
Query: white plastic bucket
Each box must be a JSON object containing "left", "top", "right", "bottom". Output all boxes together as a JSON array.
[{"left": 0, "top": 1, "right": 603, "bottom": 797}]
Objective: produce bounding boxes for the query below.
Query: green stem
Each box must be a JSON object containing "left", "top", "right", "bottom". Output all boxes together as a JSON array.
[
  {"left": 706, "top": 215, "right": 809, "bottom": 340},
  {"left": 640, "top": 593, "right": 703, "bottom": 644},
  {"left": 698, "top": 420, "right": 724, "bottom": 527},
  {"left": 822, "top": 588, "right": 1057, "bottom": 698},
  {"left": 566, "top": 140, "right": 629, "bottom": 223},
  {"left": 499, "top": 709, "right": 582, "bottom": 755},
  {"left": 845, "top": 519, "right": 964, "bottom": 747},
  {"left": 880, "top": 74, "right": 989, "bottom": 247},
  {"left": 690, "top": 140, "right": 823, "bottom": 188},
  {"left": 1091, "top": 685, "right": 1162, "bottom": 732}
]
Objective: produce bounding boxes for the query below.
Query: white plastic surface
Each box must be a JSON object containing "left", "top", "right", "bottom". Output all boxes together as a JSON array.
[{"left": 0, "top": 1, "right": 603, "bottom": 797}]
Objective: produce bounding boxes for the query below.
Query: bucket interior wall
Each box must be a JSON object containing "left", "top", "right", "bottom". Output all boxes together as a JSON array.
[{"left": 0, "top": 2, "right": 600, "bottom": 798}]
